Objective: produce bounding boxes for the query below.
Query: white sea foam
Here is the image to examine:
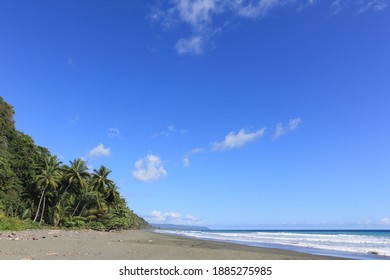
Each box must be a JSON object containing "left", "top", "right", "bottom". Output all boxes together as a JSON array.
[{"left": 155, "top": 230, "right": 390, "bottom": 257}]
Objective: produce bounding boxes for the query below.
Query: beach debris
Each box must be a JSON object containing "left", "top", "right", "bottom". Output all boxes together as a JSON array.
[
  {"left": 33, "top": 237, "right": 38, "bottom": 241},
  {"left": 118, "top": 240, "right": 123, "bottom": 242},
  {"left": 46, "top": 253, "right": 58, "bottom": 256},
  {"left": 48, "top": 230, "right": 61, "bottom": 237},
  {"left": 42, "top": 236, "right": 46, "bottom": 239},
  {"left": 149, "top": 240, "right": 153, "bottom": 242}
]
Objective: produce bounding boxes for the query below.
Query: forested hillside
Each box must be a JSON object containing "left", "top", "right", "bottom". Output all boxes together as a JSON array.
[{"left": 0, "top": 96, "right": 147, "bottom": 230}]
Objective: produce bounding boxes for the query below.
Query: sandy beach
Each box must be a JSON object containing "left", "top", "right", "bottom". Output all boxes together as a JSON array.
[{"left": 0, "top": 229, "right": 344, "bottom": 260}]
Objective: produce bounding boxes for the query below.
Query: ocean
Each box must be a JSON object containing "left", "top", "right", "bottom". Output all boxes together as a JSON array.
[{"left": 155, "top": 229, "right": 390, "bottom": 260}]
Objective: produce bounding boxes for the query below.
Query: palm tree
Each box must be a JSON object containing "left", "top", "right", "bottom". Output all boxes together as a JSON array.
[
  {"left": 52, "top": 201, "right": 74, "bottom": 226},
  {"left": 90, "top": 166, "right": 114, "bottom": 194},
  {"left": 71, "top": 183, "right": 93, "bottom": 217},
  {"left": 105, "top": 183, "right": 121, "bottom": 207},
  {"left": 73, "top": 182, "right": 93, "bottom": 216},
  {"left": 60, "top": 158, "right": 90, "bottom": 203},
  {"left": 85, "top": 191, "right": 108, "bottom": 223},
  {"left": 45, "top": 155, "right": 61, "bottom": 170},
  {"left": 33, "top": 156, "right": 62, "bottom": 222}
]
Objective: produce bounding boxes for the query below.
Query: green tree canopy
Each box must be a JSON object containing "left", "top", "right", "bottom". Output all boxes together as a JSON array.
[{"left": 0, "top": 96, "right": 148, "bottom": 230}]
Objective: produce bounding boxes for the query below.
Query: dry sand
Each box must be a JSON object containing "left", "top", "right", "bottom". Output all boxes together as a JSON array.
[{"left": 0, "top": 229, "right": 344, "bottom": 260}]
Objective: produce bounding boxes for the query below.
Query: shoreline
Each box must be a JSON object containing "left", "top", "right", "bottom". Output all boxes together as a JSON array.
[{"left": 0, "top": 229, "right": 345, "bottom": 260}]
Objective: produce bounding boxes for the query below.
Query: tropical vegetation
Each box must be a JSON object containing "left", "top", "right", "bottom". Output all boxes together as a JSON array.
[{"left": 0, "top": 96, "right": 148, "bottom": 230}]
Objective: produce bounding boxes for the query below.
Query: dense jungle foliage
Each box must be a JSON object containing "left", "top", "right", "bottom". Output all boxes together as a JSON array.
[{"left": 0, "top": 96, "right": 148, "bottom": 230}]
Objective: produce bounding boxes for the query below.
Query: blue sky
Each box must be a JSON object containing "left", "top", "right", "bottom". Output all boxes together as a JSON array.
[{"left": 1, "top": 0, "right": 390, "bottom": 229}]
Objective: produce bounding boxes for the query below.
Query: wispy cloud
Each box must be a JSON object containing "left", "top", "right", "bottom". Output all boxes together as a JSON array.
[
  {"left": 172, "top": 0, "right": 219, "bottom": 29},
  {"left": 151, "top": 0, "right": 388, "bottom": 54},
  {"left": 183, "top": 147, "right": 206, "bottom": 167},
  {"left": 133, "top": 154, "right": 167, "bottom": 183},
  {"left": 69, "top": 115, "right": 80, "bottom": 125},
  {"left": 152, "top": 125, "right": 189, "bottom": 137},
  {"left": 176, "top": 36, "right": 205, "bottom": 55},
  {"left": 183, "top": 156, "right": 191, "bottom": 167},
  {"left": 330, "top": 0, "right": 344, "bottom": 14},
  {"left": 380, "top": 217, "right": 390, "bottom": 226},
  {"left": 288, "top": 118, "right": 302, "bottom": 130},
  {"left": 107, "top": 128, "right": 120, "bottom": 138},
  {"left": 331, "top": 0, "right": 388, "bottom": 14},
  {"left": 183, "top": 119, "right": 301, "bottom": 167},
  {"left": 88, "top": 143, "right": 111, "bottom": 158},
  {"left": 359, "top": 0, "right": 388, "bottom": 12},
  {"left": 273, "top": 117, "right": 302, "bottom": 140},
  {"left": 191, "top": 147, "right": 206, "bottom": 154},
  {"left": 150, "top": 0, "right": 287, "bottom": 54},
  {"left": 146, "top": 210, "right": 206, "bottom": 225},
  {"left": 232, "top": 0, "right": 289, "bottom": 18},
  {"left": 213, "top": 128, "right": 265, "bottom": 151}
]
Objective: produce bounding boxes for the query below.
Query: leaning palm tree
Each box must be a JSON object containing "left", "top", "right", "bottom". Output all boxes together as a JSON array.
[
  {"left": 71, "top": 182, "right": 93, "bottom": 217},
  {"left": 60, "top": 158, "right": 90, "bottom": 203},
  {"left": 33, "top": 156, "right": 62, "bottom": 222},
  {"left": 77, "top": 185, "right": 98, "bottom": 217},
  {"left": 85, "top": 191, "right": 108, "bottom": 223}
]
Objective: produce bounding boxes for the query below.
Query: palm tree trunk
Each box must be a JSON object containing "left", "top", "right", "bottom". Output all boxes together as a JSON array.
[
  {"left": 59, "top": 182, "right": 71, "bottom": 205},
  {"left": 79, "top": 202, "right": 88, "bottom": 217},
  {"left": 40, "top": 196, "right": 46, "bottom": 223},
  {"left": 71, "top": 199, "right": 82, "bottom": 217},
  {"left": 33, "top": 188, "right": 46, "bottom": 222}
]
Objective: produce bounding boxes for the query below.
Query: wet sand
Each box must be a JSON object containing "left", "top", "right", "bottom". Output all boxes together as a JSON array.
[{"left": 0, "top": 229, "right": 344, "bottom": 260}]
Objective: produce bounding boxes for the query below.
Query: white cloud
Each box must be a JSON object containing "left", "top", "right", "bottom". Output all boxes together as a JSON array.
[
  {"left": 380, "top": 217, "right": 390, "bottom": 226},
  {"left": 169, "top": 0, "right": 288, "bottom": 26},
  {"left": 184, "top": 120, "right": 301, "bottom": 165},
  {"left": 182, "top": 147, "right": 206, "bottom": 168},
  {"left": 147, "top": 210, "right": 205, "bottom": 225},
  {"left": 176, "top": 36, "right": 205, "bottom": 55},
  {"left": 151, "top": 0, "right": 315, "bottom": 55},
  {"left": 152, "top": 0, "right": 387, "bottom": 55},
  {"left": 167, "top": 125, "right": 175, "bottom": 132},
  {"left": 69, "top": 115, "right": 80, "bottom": 125},
  {"left": 107, "top": 128, "right": 120, "bottom": 138},
  {"left": 191, "top": 147, "right": 206, "bottom": 154},
  {"left": 213, "top": 128, "right": 265, "bottom": 151},
  {"left": 150, "top": 211, "right": 181, "bottom": 221},
  {"left": 331, "top": 0, "right": 388, "bottom": 14},
  {"left": 359, "top": 0, "right": 388, "bottom": 12},
  {"left": 88, "top": 143, "right": 111, "bottom": 158},
  {"left": 330, "top": 0, "right": 343, "bottom": 14},
  {"left": 133, "top": 154, "right": 167, "bottom": 183},
  {"left": 173, "top": 0, "right": 219, "bottom": 29},
  {"left": 273, "top": 123, "right": 286, "bottom": 139},
  {"left": 183, "top": 156, "right": 190, "bottom": 167},
  {"left": 231, "top": 0, "right": 287, "bottom": 18},
  {"left": 153, "top": 125, "right": 189, "bottom": 137},
  {"left": 273, "top": 117, "right": 302, "bottom": 139},
  {"left": 289, "top": 117, "right": 302, "bottom": 130}
]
